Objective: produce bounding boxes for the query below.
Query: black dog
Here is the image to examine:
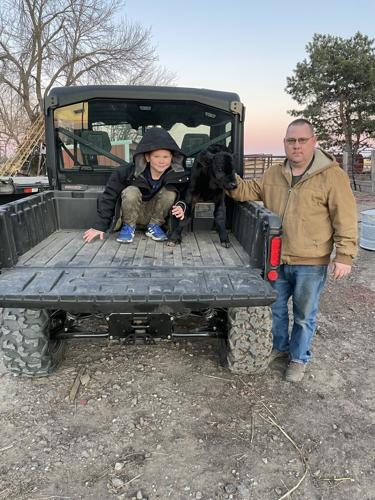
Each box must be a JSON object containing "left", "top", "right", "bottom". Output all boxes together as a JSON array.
[{"left": 169, "top": 144, "right": 237, "bottom": 247}]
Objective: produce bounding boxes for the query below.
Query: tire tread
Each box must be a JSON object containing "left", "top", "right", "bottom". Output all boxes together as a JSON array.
[
  {"left": 226, "top": 306, "right": 273, "bottom": 374},
  {"left": 0, "top": 308, "right": 65, "bottom": 377}
]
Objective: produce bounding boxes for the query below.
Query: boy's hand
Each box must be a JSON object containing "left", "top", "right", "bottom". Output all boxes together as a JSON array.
[
  {"left": 83, "top": 228, "right": 104, "bottom": 243},
  {"left": 171, "top": 205, "right": 185, "bottom": 220}
]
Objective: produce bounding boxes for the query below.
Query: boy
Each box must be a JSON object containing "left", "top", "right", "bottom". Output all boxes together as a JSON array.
[{"left": 83, "top": 128, "right": 189, "bottom": 243}]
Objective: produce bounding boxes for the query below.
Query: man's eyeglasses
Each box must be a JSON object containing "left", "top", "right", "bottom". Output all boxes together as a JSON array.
[{"left": 284, "top": 136, "right": 314, "bottom": 145}]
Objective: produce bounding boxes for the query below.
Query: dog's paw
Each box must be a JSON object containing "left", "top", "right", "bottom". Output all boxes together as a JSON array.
[
  {"left": 221, "top": 240, "right": 231, "bottom": 248},
  {"left": 167, "top": 240, "right": 179, "bottom": 247}
]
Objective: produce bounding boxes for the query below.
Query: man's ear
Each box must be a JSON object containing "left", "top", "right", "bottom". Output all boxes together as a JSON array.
[
  {"left": 145, "top": 153, "right": 150, "bottom": 162},
  {"left": 197, "top": 150, "right": 214, "bottom": 167}
]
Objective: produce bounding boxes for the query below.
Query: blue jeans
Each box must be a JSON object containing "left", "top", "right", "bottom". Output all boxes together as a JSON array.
[{"left": 271, "top": 264, "right": 328, "bottom": 364}]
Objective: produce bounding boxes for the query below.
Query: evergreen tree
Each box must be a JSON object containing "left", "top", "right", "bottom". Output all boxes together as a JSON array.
[{"left": 286, "top": 32, "right": 375, "bottom": 168}]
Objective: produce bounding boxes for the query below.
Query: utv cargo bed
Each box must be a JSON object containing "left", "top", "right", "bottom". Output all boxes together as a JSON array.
[{"left": 0, "top": 191, "right": 278, "bottom": 313}]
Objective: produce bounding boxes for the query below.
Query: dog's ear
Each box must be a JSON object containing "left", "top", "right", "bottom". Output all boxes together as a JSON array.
[{"left": 197, "top": 150, "right": 214, "bottom": 167}]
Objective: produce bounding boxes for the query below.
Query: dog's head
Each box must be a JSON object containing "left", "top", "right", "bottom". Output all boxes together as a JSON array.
[{"left": 198, "top": 149, "right": 238, "bottom": 190}]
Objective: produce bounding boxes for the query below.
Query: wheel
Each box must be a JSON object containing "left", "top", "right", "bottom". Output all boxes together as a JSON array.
[
  {"left": 219, "top": 306, "right": 273, "bottom": 374},
  {"left": 0, "top": 308, "right": 66, "bottom": 377}
]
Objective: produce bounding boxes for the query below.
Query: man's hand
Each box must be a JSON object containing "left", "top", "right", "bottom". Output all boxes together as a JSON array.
[
  {"left": 171, "top": 205, "right": 185, "bottom": 220},
  {"left": 330, "top": 262, "right": 352, "bottom": 280},
  {"left": 83, "top": 228, "right": 104, "bottom": 243}
]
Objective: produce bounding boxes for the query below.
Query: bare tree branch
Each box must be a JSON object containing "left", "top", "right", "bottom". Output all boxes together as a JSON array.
[{"left": 0, "top": 0, "right": 176, "bottom": 150}]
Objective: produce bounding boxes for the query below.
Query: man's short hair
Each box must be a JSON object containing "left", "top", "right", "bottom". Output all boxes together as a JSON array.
[{"left": 287, "top": 118, "right": 314, "bottom": 135}]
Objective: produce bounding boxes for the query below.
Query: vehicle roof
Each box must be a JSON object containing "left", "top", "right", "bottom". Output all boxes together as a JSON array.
[{"left": 46, "top": 85, "right": 242, "bottom": 113}]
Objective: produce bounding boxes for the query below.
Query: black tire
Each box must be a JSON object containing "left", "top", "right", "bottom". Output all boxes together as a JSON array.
[
  {"left": 0, "top": 308, "right": 66, "bottom": 377},
  {"left": 219, "top": 306, "right": 273, "bottom": 374}
]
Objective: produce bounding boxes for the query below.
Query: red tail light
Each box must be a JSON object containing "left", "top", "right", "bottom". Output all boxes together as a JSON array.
[
  {"left": 269, "top": 236, "right": 282, "bottom": 267},
  {"left": 267, "top": 270, "right": 279, "bottom": 281}
]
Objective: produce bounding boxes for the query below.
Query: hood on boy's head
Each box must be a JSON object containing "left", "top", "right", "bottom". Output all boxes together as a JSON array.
[{"left": 133, "top": 128, "right": 185, "bottom": 175}]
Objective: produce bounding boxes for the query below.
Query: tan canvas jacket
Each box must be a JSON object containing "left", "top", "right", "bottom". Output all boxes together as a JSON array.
[{"left": 228, "top": 149, "right": 358, "bottom": 265}]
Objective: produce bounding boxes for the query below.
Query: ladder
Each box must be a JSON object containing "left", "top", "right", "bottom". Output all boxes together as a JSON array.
[{"left": 0, "top": 113, "right": 45, "bottom": 176}]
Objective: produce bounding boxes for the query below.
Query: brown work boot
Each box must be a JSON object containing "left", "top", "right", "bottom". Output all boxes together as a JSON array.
[
  {"left": 285, "top": 361, "right": 306, "bottom": 382},
  {"left": 268, "top": 349, "right": 289, "bottom": 363}
]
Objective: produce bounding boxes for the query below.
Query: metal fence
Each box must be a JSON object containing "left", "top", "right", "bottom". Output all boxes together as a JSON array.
[
  {"left": 341, "top": 151, "right": 375, "bottom": 194},
  {"left": 243, "top": 152, "right": 375, "bottom": 193},
  {"left": 243, "top": 154, "right": 285, "bottom": 179}
]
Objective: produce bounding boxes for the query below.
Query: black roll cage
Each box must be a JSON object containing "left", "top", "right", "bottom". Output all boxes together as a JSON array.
[{"left": 44, "top": 86, "right": 245, "bottom": 190}]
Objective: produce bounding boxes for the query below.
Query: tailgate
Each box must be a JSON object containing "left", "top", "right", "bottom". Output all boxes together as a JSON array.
[{"left": 0, "top": 265, "right": 276, "bottom": 313}]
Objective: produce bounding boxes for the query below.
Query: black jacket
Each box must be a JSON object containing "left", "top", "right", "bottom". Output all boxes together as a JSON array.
[{"left": 93, "top": 128, "right": 190, "bottom": 231}]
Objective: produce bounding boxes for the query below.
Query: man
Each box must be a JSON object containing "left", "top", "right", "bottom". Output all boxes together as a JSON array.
[{"left": 227, "top": 119, "right": 357, "bottom": 382}]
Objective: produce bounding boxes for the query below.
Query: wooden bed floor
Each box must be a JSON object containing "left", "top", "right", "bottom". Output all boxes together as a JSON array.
[{"left": 17, "top": 230, "right": 250, "bottom": 269}]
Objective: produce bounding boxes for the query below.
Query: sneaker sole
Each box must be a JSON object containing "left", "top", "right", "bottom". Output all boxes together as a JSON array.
[
  {"left": 116, "top": 238, "right": 134, "bottom": 243},
  {"left": 145, "top": 232, "right": 168, "bottom": 242}
]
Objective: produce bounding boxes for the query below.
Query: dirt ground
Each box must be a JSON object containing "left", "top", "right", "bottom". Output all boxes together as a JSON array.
[{"left": 0, "top": 192, "right": 374, "bottom": 500}]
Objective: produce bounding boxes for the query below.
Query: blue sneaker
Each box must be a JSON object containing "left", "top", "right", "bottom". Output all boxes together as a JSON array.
[
  {"left": 116, "top": 224, "right": 135, "bottom": 243},
  {"left": 145, "top": 224, "right": 168, "bottom": 241}
]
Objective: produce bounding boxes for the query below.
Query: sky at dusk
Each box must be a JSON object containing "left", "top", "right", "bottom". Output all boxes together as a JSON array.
[{"left": 123, "top": 0, "right": 375, "bottom": 154}]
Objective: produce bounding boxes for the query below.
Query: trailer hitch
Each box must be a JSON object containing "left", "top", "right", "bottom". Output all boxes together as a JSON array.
[{"left": 107, "top": 313, "right": 172, "bottom": 340}]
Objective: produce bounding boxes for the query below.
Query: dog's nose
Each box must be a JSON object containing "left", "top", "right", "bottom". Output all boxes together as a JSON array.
[{"left": 228, "top": 182, "right": 237, "bottom": 190}]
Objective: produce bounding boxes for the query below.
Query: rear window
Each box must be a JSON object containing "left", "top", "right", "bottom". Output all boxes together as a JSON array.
[{"left": 54, "top": 99, "right": 233, "bottom": 170}]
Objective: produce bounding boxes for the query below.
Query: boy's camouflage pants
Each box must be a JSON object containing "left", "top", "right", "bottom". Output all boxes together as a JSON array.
[{"left": 119, "top": 186, "right": 176, "bottom": 227}]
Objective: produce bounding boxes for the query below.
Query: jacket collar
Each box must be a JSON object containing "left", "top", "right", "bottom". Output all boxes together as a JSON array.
[{"left": 282, "top": 148, "right": 338, "bottom": 184}]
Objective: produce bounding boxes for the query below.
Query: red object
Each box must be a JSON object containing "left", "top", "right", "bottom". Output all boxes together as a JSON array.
[
  {"left": 335, "top": 154, "right": 364, "bottom": 173},
  {"left": 269, "top": 237, "right": 282, "bottom": 267},
  {"left": 23, "top": 187, "right": 38, "bottom": 193},
  {"left": 267, "top": 270, "right": 279, "bottom": 281}
]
